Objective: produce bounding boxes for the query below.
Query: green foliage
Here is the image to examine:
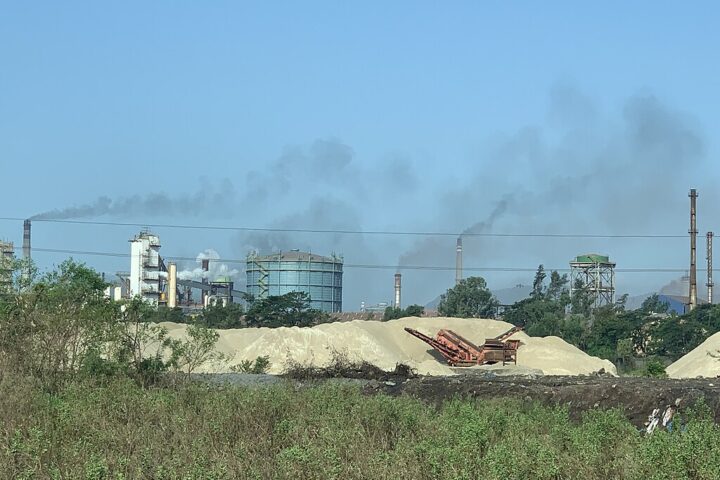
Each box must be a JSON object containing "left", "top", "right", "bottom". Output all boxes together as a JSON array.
[
  {"left": 641, "top": 294, "right": 670, "bottom": 314},
  {"left": 173, "top": 325, "right": 223, "bottom": 375},
  {"left": 437, "top": 277, "right": 498, "bottom": 318},
  {"left": 149, "top": 306, "right": 186, "bottom": 324},
  {"left": 231, "top": 355, "right": 271, "bottom": 374},
  {"left": 195, "top": 303, "right": 245, "bottom": 329},
  {"left": 2, "top": 377, "right": 720, "bottom": 479},
  {"left": 643, "top": 359, "right": 668, "bottom": 378},
  {"left": 646, "top": 304, "right": 720, "bottom": 359},
  {"left": 0, "top": 259, "right": 116, "bottom": 390},
  {"left": 245, "top": 291, "right": 328, "bottom": 328},
  {"left": 382, "top": 304, "right": 425, "bottom": 321}
]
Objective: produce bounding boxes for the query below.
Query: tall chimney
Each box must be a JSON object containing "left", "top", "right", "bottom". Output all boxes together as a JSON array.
[
  {"left": 394, "top": 273, "right": 402, "bottom": 308},
  {"left": 707, "top": 232, "right": 714, "bottom": 305},
  {"left": 22, "top": 219, "right": 31, "bottom": 261},
  {"left": 456, "top": 236, "right": 463, "bottom": 285},
  {"left": 168, "top": 262, "right": 178, "bottom": 308},
  {"left": 689, "top": 189, "right": 698, "bottom": 311},
  {"left": 201, "top": 258, "right": 210, "bottom": 306}
]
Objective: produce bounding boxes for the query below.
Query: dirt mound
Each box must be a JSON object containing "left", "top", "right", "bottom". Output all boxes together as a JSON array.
[
  {"left": 667, "top": 331, "right": 720, "bottom": 378},
  {"left": 158, "top": 317, "right": 616, "bottom": 376}
]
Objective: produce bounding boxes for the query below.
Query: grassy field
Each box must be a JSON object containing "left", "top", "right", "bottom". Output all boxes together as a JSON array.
[{"left": 1, "top": 375, "right": 720, "bottom": 480}]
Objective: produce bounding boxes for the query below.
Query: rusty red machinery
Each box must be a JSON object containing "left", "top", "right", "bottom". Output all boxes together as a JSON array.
[{"left": 404, "top": 326, "right": 522, "bottom": 367}]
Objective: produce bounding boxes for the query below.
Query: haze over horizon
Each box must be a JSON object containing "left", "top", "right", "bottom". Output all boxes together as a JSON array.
[{"left": 2, "top": 2, "right": 719, "bottom": 308}]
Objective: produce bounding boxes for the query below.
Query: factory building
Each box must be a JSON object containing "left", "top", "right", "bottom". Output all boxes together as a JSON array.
[
  {"left": 246, "top": 250, "right": 343, "bottom": 312},
  {"left": 129, "top": 231, "right": 163, "bottom": 305}
]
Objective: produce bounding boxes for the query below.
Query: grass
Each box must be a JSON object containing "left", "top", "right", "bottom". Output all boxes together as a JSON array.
[{"left": 1, "top": 374, "right": 720, "bottom": 479}]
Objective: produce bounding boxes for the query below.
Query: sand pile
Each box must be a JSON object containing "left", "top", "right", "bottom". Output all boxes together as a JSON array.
[
  {"left": 667, "top": 331, "right": 720, "bottom": 378},
  {"left": 158, "top": 317, "right": 616, "bottom": 376}
]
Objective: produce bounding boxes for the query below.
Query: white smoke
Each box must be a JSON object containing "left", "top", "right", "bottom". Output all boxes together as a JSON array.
[{"left": 177, "top": 249, "right": 239, "bottom": 281}]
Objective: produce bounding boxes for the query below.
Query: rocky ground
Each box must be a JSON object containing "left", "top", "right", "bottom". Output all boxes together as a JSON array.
[
  {"left": 363, "top": 373, "right": 720, "bottom": 427},
  {"left": 197, "top": 365, "right": 720, "bottom": 428}
]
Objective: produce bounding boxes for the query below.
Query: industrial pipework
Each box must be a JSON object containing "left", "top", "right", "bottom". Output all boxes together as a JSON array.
[{"left": 689, "top": 189, "right": 698, "bottom": 311}]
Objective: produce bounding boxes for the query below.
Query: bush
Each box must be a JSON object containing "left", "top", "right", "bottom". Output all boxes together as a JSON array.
[
  {"left": 644, "top": 359, "right": 668, "bottom": 378},
  {"left": 231, "top": 355, "right": 271, "bottom": 374}
]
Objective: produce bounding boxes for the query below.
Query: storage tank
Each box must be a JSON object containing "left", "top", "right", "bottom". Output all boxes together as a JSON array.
[{"left": 246, "top": 250, "right": 343, "bottom": 312}]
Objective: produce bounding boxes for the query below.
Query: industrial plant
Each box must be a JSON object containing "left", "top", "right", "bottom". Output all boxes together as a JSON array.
[
  {"left": 113, "top": 230, "right": 246, "bottom": 309},
  {"left": 246, "top": 250, "right": 343, "bottom": 312},
  {"left": 1, "top": 188, "right": 715, "bottom": 316}
]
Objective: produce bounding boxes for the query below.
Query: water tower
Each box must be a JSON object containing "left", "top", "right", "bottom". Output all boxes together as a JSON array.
[{"left": 570, "top": 253, "right": 616, "bottom": 308}]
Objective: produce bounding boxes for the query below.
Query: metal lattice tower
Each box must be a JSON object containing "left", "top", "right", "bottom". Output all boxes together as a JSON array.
[{"left": 570, "top": 253, "right": 616, "bottom": 308}]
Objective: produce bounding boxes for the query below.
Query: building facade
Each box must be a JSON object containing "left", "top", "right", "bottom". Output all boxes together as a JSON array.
[{"left": 246, "top": 250, "right": 343, "bottom": 312}]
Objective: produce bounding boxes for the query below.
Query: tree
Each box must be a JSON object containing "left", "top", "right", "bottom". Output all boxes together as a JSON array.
[
  {"left": 531, "top": 265, "right": 546, "bottom": 298},
  {"left": 437, "top": 277, "right": 498, "bottom": 318},
  {"left": 570, "top": 278, "right": 594, "bottom": 316},
  {"left": 546, "top": 271, "right": 568, "bottom": 301},
  {"left": 0, "top": 259, "right": 116, "bottom": 389},
  {"left": 174, "top": 325, "right": 223, "bottom": 375},
  {"left": 383, "top": 304, "right": 425, "bottom": 321},
  {"left": 245, "top": 291, "right": 328, "bottom": 328},
  {"left": 640, "top": 294, "right": 670, "bottom": 315},
  {"left": 195, "top": 303, "right": 244, "bottom": 329}
]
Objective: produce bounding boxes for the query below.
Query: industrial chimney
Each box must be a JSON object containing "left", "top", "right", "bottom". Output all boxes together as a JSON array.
[
  {"left": 201, "top": 258, "right": 210, "bottom": 306},
  {"left": 168, "top": 262, "right": 178, "bottom": 308},
  {"left": 707, "top": 232, "right": 714, "bottom": 305},
  {"left": 22, "top": 219, "right": 31, "bottom": 261},
  {"left": 689, "top": 189, "right": 698, "bottom": 311},
  {"left": 394, "top": 273, "right": 402, "bottom": 309},
  {"left": 456, "top": 236, "right": 463, "bottom": 285}
]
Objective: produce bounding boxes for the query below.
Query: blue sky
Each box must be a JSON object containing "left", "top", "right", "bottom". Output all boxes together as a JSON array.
[{"left": 1, "top": 2, "right": 719, "bottom": 307}]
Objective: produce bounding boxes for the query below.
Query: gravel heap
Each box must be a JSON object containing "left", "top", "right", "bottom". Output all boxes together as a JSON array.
[{"left": 159, "top": 316, "right": 617, "bottom": 376}]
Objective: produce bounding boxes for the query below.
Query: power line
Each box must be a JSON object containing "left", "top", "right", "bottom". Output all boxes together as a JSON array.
[
  {"left": 0, "top": 216, "right": 688, "bottom": 239},
  {"left": 7, "top": 245, "right": 713, "bottom": 273}
]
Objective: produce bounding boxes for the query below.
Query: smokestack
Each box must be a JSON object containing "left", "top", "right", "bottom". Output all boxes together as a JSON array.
[
  {"left": 168, "top": 262, "right": 177, "bottom": 309},
  {"left": 707, "top": 232, "right": 714, "bottom": 305},
  {"left": 201, "top": 258, "right": 210, "bottom": 306},
  {"left": 456, "top": 236, "right": 463, "bottom": 285},
  {"left": 689, "top": 189, "right": 698, "bottom": 311},
  {"left": 22, "top": 219, "right": 31, "bottom": 261},
  {"left": 394, "top": 273, "right": 402, "bottom": 308}
]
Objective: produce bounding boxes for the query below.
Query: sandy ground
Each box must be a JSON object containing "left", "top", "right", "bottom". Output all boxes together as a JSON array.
[
  {"left": 158, "top": 317, "right": 616, "bottom": 376},
  {"left": 667, "top": 331, "right": 720, "bottom": 378}
]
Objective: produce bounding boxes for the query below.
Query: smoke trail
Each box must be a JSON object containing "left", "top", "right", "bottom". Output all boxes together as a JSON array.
[{"left": 31, "top": 180, "right": 236, "bottom": 220}]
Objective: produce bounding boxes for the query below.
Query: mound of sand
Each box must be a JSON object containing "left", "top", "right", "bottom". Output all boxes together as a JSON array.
[
  {"left": 667, "top": 331, "right": 720, "bottom": 378},
  {"left": 158, "top": 317, "right": 616, "bottom": 376}
]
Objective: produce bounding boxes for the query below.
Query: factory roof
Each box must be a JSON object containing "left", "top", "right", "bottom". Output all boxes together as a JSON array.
[{"left": 248, "top": 250, "right": 342, "bottom": 263}]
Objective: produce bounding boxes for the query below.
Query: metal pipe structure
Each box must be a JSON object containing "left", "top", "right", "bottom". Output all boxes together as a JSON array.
[
  {"left": 22, "top": 219, "right": 31, "bottom": 261},
  {"left": 394, "top": 273, "right": 402, "bottom": 309},
  {"left": 707, "top": 232, "right": 714, "bottom": 305},
  {"left": 689, "top": 189, "right": 698, "bottom": 311},
  {"left": 168, "top": 262, "right": 177, "bottom": 308},
  {"left": 455, "top": 237, "right": 463, "bottom": 285}
]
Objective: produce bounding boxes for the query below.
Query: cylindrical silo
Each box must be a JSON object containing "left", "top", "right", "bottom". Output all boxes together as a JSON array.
[{"left": 246, "top": 250, "right": 343, "bottom": 312}]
